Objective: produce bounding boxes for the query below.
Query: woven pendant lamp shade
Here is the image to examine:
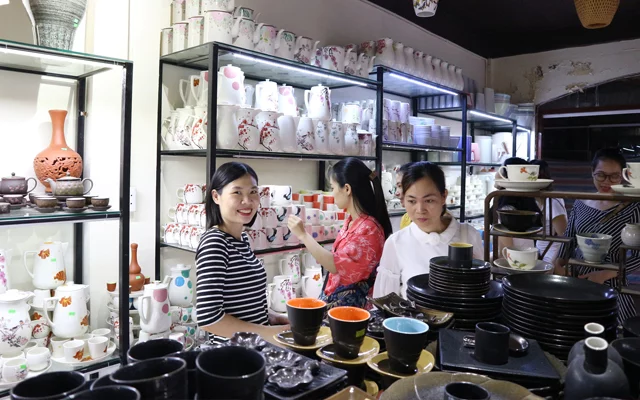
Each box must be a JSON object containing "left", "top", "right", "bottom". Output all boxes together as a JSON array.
[{"left": 574, "top": 0, "right": 620, "bottom": 29}]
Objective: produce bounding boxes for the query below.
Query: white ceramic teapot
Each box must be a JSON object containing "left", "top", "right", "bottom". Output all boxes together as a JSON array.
[
  {"left": 356, "top": 54, "right": 376, "bottom": 79},
  {"left": 255, "top": 79, "right": 278, "bottom": 112},
  {"left": 24, "top": 242, "right": 68, "bottom": 290},
  {"left": 43, "top": 282, "right": 89, "bottom": 339},
  {"left": 191, "top": 105, "right": 208, "bottom": 149},
  {"left": 304, "top": 84, "right": 331, "bottom": 120},
  {"left": 320, "top": 46, "right": 352, "bottom": 72},
  {"left": 0, "top": 290, "right": 33, "bottom": 355},
  {"left": 0, "top": 249, "right": 12, "bottom": 294},
  {"left": 139, "top": 277, "right": 173, "bottom": 335},
  {"left": 253, "top": 23, "right": 277, "bottom": 55},
  {"left": 275, "top": 30, "right": 296, "bottom": 60},
  {"left": 375, "top": 38, "right": 394, "bottom": 67},
  {"left": 216, "top": 104, "right": 239, "bottom": 149},
  {"left": 293, "top": 37, "right": 319, "bottom": 64},
  {"left": 277, "top": 85, "right": 297, "bottom": 116},
  {"left": 168, "top": 264, "right": 193, "bottom": 307},
  {"left": 255, "top": 110, "right": 282, "bottom": 152},
  {"left": 203, "top": 10, "right": 234, "bottom": 44},
  {"left": 231, "top": 16, "right": 255, "bottom": 50},
  {"left": 217, "top": 64, "right": 245, "bottom": 105}
]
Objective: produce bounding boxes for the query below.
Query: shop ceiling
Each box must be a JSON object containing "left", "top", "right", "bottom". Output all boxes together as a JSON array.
[{"left": 368, "top": 0, "right": 640, "bottom": 58}]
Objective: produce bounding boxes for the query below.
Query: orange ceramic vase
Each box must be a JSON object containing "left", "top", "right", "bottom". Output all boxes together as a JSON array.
[
  {"left": 129, "top": 243, "right": 145, "bottom": 292},
  {"left": 33, "top": 110, "right": 83, "bottom": 192}
]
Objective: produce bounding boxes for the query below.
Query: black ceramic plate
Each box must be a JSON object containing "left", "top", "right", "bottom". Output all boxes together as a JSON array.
[
  {"left": 502, "top": 274, "right": 618, "bottom": 303},
  {"left": 502, "top": 285, "right": 617, "bottom": 310},
  {"left": 407, "top": 293, "right": 502, "bottom": 315},
  {"left": 428, "top": 270, "right": 490, "bottom": 284},
  {"left": 502, "top": 301, "right": 617, "bottom": 329},
  {"left": 429, "top": 274, "right": 490, "bottom": 288},
  {"left": 429, "top": 264, "right": 491, "bottom": 276},
  {"left": 408, "top": 277, "right": 503, "bottom": 303},
  {"left": 502, "top": 297, "right": 618, "bottom": 321},
  {"left": 428, "top": 280, "right": 489, "bottom": 293},
  {"left": 506, "top": 323, "right": 579, "bottom": 348},
  {"left": 503, "top": 289, "right": 618, "bottom": 314},
  {"left": 430, "top": 257, "right": 492, "bottom": 271}
]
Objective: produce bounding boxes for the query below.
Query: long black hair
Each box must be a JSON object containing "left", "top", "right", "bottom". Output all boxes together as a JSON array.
[
  {"left": 591, "top": 147, "right": 627, "bottom": 171},
  {"left": 331, "top": 158, "right": 392, "bottom": 238},
  {"left": 205, "top": 162, "right": 259, "bottom": 230},
  {"left": 401, "top": 162, "right": 448, "bottom": 216},
  {"left": 496, "top": 157, "right": 542, "bottom": 223}
]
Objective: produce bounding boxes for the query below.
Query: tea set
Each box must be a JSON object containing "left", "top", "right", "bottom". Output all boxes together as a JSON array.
[
  {"left": 163, "top": 183, "right": 207, "bottom": 249},
  {"left": 495, "top": 163, "right": 553, "bottom": 192}
]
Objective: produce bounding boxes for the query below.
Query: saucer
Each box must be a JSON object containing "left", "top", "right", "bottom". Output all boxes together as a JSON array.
[
  {"left": 0, "top": 360, "right": 53, "bottom": 389},
  {"left": 493, "top": 224, "right": 543, "bottom": 236},
  {"left": 493, "top": 258, "right": 553, "bottom": 274},
  {"left": 51, "top": 341, "right": 116, "bottom": 366},
  {"left": 316, "top": 336, "right": 380, "bottom": 365},
  {"left": 495, "top": 179, "right": 553, "bottom": 192},
  {"left": 366, "top": 350, "right": 435, "bottom": 379},
  {"left": 611, "top": 184, "right": 640, "bottom": 196},
  {"left": 92, "top": 205, "right": 112, "bottom": 211},
  {"left": 274, "top": 326, "right": 332, "bottom": 350},
  {"left": 34, "top": 207, "right": 57, "bottom": 213},
  {"left": 62, "top": 206, "right": 88, "bottom": 213}
]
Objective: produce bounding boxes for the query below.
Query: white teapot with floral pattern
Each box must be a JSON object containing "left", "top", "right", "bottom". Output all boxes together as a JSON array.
[
  {"left": 0, "top": 290, "right": 33, "bottom": 355},
  {"left": 43, "top": 282, "right": 89, "bottom": 339}
]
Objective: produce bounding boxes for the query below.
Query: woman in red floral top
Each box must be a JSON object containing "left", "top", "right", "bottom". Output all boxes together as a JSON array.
[{"left": 288, "top": 158, "right": 392, "bottom": 309}]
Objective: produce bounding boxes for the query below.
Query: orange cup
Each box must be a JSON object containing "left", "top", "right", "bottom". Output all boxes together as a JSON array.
[
  {"left": 328, "top": 306, "right": 371, "bottom": 359},
  {"left": 286, "top": 298, "right": 327, "bottom": 346}
]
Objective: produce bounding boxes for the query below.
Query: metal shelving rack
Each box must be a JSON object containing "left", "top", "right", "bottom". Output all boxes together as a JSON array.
[
  {"left": 0, "top": 40, "right": 133, "bottom": 373},
  {"left": 156, "top": 42, "right": 382, "bottom": 277}
]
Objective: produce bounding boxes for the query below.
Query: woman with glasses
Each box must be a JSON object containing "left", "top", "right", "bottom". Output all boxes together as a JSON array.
[{"left": 556, "top": 148, "right": 640, "bottom": 323}]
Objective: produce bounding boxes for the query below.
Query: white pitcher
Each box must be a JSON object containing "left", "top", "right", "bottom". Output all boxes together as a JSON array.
[
  {"left": 277, "top": 115, "right": 297, "bottom": 153},
  {"left": 296, "top": 117, "right": 316, "bottom": 154},
  {"left": 356, "top": 54, "right": 376, "bottom": 79},
  {"left": 393, "top": 42, "right": 405, "bottom": 71},
  {"left": 44, "top": 282, "right": 89, "bottom": 339},
  {"left": 268, "top": 275, "right": 294, "bottom": 313},
  {"left": 231, "top": 16, "right": 255, "bottom": 50},
  {"left": 189, "top": 71, "right": 208, "bottom": 107},
  {"left": 314, "top": 119, "right": 329, "bottom": 154},
  {"left": 304, "top": 84, "right": 331, "bottom": 120},
  {"left": 168, "top": 264, "right": 193, "bottom": 307},
  {"left": 216, "top": 104, "right": 239, "bottom": 149},
  {"left": 139, "top": 277, "right": 173, "bottom": 335},
  {"left": 253, "top": 23, "right": 277, "bottom": 55},
  {"left": 255, "top": 110, "right": 282, "bottom": 152},
  {"left": 179, "top": 77, "right": 198, "bottom": 107},
  {"left": 217, "top": 64, "right": 245, "bottom": 105},
  {"left": 191, "top": 105, "right": 208, "bottom": 149},
  {"left": 293, "top": 37, "right": 319, "bottom": 64},
  {"left": 275, "top": 30, "right": 296, "bottom": 60},
  {"left": 0, "top": 290, "right": 33, "bottom": 355},
  {"left": 236, "top": 107, "right": 261, "bottom": 151},
  {"left": 329, "top": 121, "right": 344, "bottom": 155},
  {"left": 277, "top": 85, "right": 297, "bottom": 116},
  {"left": 431, "top": 58, "right": 443, "bottom": 85},
  {"left": 0, "top": 249, "right": 12, "bottom": 294},
  {"left": 375, "top": 38, "right": 394, "bottom": 68},
  {"left": 175, "top": 107, "right": 196, "bottom": 149},
  {"left": 344, "top": 123, "right": 359, "bottom": 156},
  {"left": 424, "top": 55, "right": 434, "bottom": 82},
  {"left": 203, "top": 10, "right": 233, "bottom": 44},
  {"left": 301, "top": 266, "right": 323, "bottom": 299},
  {"left": 24, "top": 242, "right": 68, "bottom": 290},
  {"left": 320, "top": 46, "right": 352, "bottom": 72},
  {"left": 413, "top": 50, "right": 425, "bottom": 78},
  {"left": 278, "top": 253, "right": 300, "bottom": 284},
  {"left": 404, "top": 46, "right": 415, "bottom": 75},
  {"left": 255, "top": 79, "right": 278, "bottom": 112}
]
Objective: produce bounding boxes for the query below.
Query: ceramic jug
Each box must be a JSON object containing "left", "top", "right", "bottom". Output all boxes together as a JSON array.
[
  {"left": 320, "top": 46, "right": 352, "bottom": 72},
  {"left": 253, "top": 23, "right": 277, "bottom": 55},
  {"left": 244, "top": 84, "right": 255, "bottom": 107},
  {"left": 189, "top": 71, "right": 209, "bottom": 107},
  {"left": 0, "top": 290, "right": 33, "bottom": 355},
  {"left": 359, "top": 40, "right": 375, "bottom": 58},
  {"left": 139, "top": 277, "right": 173, "bottom": 335},
  {"left": 277, "top": 115, "right": 297, "bottom": 153},
  {"left": 168, "top": 264, "right": 193, "bottom": 307},
  {"left": 217, "top": 64, "right": 245, "bottom": 105},
  {"left": 236, "top": 107, "right": 261, "bottom": 151},
  {"left": 431, "top": 58, "right": 443, "bottom": 85},
  {"left": 440, "top": 61, "right": 451, "bottom": 87},
  {"left": 174, "top": 107, "right": 196, "bottom": 149},
  {"left": 447, "top": 64, "right": 457, "bottom": 89},
  {"left": 404, "top": 46, "right": 415, "bottom": 75},
  {"left": 424, "top": 54, "right": 434, "bottom": 82},
  {"left": 356, "top": 54, "right": 376, "bottom": 79},
  {"left": 296, "top": 117, "right": 316, "bottom": 154},
  {"left": 24, "top": 242, "right": 68, "bottom": 290},
  {"left": 277, "top": 85, "right": 297, "bottom": 116},
  {"left": 231, "top": 16, "right": 254, "bottom": 50},
  {"left": 202, "top": 0, "right": 234, "bottom": 12},
  {"left": 314, "top": 119, "right": 329, "bottom": 154},
  {"left": 255, "top": 110, "right": 282, "bottom": 152},
  {"left": 255, "top": 79, "right": 278, "bottom": 112},
  {"left": 375, "top": 38, "right": 394, "bottom": 67},
  {"left": 301, "top": 266, "right": 323, "bottom": 299},
  {"left": 329, "top": 121, "right": 344, "bottom": 155},
  {"left": 293, "top": 37, "right": 319, "bottom": 64},
  {"left": 304, "top": 84, "right": 331, "bottom": 120},
  {"left": 217, "top": 104, "right": 239, "bottom": 149},
  {"left": 413, "top": 50, "right": 425, "bottom": 78},
  {"left": 275, "top": 30, "right": 296, "bottom": 60},
  {"left": 203, "top": 10, "right": 233, "bottom": 44},
  {"left": 392, "top": 42, "right": 405, "bottom": 71},
  {"left": 278, "top": 253, "right": 301, "bottom": 284},
  {"left": 0, "top": 250, "right": 12, "bottom": 294},
  {"left": 455, "top": 67, "right": 464, "bottom": 91},
  {"left": 190, "top": 105, "right": 208, "bottom": 149},
  {"left": 268, "top": 275, "right": 294, "bottom": 313},
  {"left": 344, "top": 44, "right": 358, "bottom": 75},
  {"left": 43, "top": 282, "right": 89, "bottom": 339},
  {"left": 343, "top": 123, "right": 359, "bottom": 156},
  {"left": 179, "top": 77, "right": 198, "bottom": 108},
  {"left": 161, "top": 110, "right": 179, "bottom": 150}
]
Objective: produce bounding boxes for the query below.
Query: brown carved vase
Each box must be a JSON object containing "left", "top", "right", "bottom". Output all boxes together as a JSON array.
[
  {"left": 129, "top": 243, "right": 145, "bottom": 292},
  {"left": 33, "top": 110, "right": 83, "bottom": 192}
]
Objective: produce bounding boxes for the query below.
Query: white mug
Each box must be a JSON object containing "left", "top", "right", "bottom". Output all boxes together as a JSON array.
[
  {"left": 177, "top": 184, "right": 204, "bottom": 204},
  {"left": 274, "top": 205, "right": 290, "bottom": 226},
  {"left": 2, "top": 359, "right": 27, "bottom": 383},
  {"left": 310, "top": 225, "right": 325, "bottom": 241},
  {"left": 283, "top": 226, "right": 299, "bottom": 246},
  {"left": 622, "top": 162, "right": 640, "bottom": 187},
  {"left": 260, "top": 207, "right": 278, "bottom": 228},
  {"left": 269, "top": 185, "right": 293, "bottom": 206},
  {"left": 63, "top": 340, "right": 85, "bottom": 363},
  {"left": 258, "top": 186, "right": 271, "bottom": 208},
  {"left": 168, "top": 203, "right": 189, "bottom": 224},
  {"left": 290, "top": 204, "right": 306, "bottom": 221},
  {"left": 161, "top": 27, "right": 173, "bottom": 56},
  {"left": 499, "top": 165, "right": 540, "bottom": 182},
  {"left": 49, "top": 337, "right": 69, "bottom": 358},
  {"left": 88, "top": 337, "right": 109, "bottom": 360},
  {"left": 187, "top": 204, "right": 206, "bottom": 226},
  {"left": 266, "top": 227, "right": 285, "bottom": 248},
  {"left": 501, "top": 247, "right": 538, "bottom": 270},
  {"left": 172, "top": 22, "right": 188, "bottom": 53},
  {"left": 279, "top": 253, "right": 301, "bottom": 283},
  {"left": 188, "top": 16, "right": 204, "bottom": 47},
  {"left": 26, "top": 347, "right": 50, "bottom": 372}
]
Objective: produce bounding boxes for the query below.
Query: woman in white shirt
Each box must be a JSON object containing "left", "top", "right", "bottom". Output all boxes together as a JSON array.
[{"left": 373, "top": 162, "right": 484, "bottom": 298}]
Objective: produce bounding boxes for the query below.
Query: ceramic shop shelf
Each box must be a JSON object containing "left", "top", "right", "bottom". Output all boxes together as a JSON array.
[
  {"left": 0, "top": 207, "right": 121, "bottom": 226},
  {"left": 160, "top": 239, "right": 336, "bottom": 256},
  {"left": 418, "top": 107, "right": 529, "bottom": 132},
  {"left": 161, "top": 42, "right": 379, "bottom": 90},
  {"left": 370, "top": 66, "right": 462, "bottom": 98},
  {"left": 0, "top": 39, "right": 129, "bottom": 79},
  {"left": 489, "top": 229, "right": 573, "bottom": 244},
  {"left": 381, "top": 141, "right": 463, "bottom": 152},
  {"left": 161, "top": 148, "right": 376, "bottom": 161},
  {"left": 467, "top": 162, "right": 501, "bottom": 167}
]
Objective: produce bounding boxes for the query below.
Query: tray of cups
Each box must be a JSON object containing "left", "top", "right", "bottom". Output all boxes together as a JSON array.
[
  {"left": 51, "top": 339, "right": 116, "bottom": 367},
  {"left": 0, "top": 349, "right": 53, "bottom": 390}
]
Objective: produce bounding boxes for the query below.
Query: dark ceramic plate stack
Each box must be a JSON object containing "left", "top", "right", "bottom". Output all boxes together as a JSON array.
[
  {"left": 407, "top": 272, "right": 503, "bottom": 331},
  {"left": 502, "top": 274, "right": 618, "bottom": 361},
  {"left": 428, "top": 256, "right": 491, "bottom": 297}
]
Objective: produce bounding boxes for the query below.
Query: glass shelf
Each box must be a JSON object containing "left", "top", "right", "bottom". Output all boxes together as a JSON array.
[
  {"left": 0, "top": 40, "right": 129, "bottom": 79},
  {"left": 161, "top": 148, "right": 376, "bottom": 161},
  {"left": 160, "top": 239, "right": 335, "bottom": 255},
  {"left": 382, "top": 141, "right": 463, "bottom": 152},
  {"left": 0, "top": 207, "right": 121, "bottom": 226},
  {"left": 418, "top": 108, "right": 529, "bottom": 132},
  {"left": 161, "top": 42, "right": 379, "bottom": 89},
  {"left": 489, "top": 229, "right": 573, "bottom": 244},
  {"left": 370, "top": 66, "right": 461, "bottom": 98}
]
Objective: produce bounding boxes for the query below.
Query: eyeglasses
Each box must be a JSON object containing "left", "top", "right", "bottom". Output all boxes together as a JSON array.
[{"left": 592, "top": 172, "right": 622, "bottom": 183}]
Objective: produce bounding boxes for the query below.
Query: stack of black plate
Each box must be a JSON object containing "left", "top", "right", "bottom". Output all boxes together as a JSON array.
[
  {"left": 407, "top": 273, "right": 504, "bottom": 330},
  {"left": 502, "top": 274, "right": 618, "bottom": 361},
  {"left": 428, "top": 256, "right": 492, "bottom": 296}
]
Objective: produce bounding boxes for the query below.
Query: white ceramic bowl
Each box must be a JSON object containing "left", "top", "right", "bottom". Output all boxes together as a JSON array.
[{"left": 576, "top": 233, "right": 613, "bottom": 263}]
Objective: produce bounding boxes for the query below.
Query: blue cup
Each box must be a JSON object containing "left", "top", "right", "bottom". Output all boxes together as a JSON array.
[{"left": 382, "top": 317, "right": 429, "bottom": 374}]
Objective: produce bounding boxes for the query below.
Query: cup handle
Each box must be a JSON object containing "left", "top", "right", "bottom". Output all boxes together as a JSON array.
[
  {"left": 623, "top": 168, "right": 631, "bottom": 183},
  {"left": 498, "top": 166, "right": 509, "bottom": 180},
  {"left": 179, "top": 79, "right": 188, "bottom": 106},
  {"left": 168, "top": 208, "right": 176, "bottom": 220},
  {"left": 25, "top": 178, "right": 37, "bottom": 194},
  {"left": 278, "top": 260, "right": 285, "bottom": 275},
  {"left": 139, "top": 296, "right": 151, "bottom": 325},
  {"left": 23, "top": 251, "right": 36, "bottom": 278},
  {"left": 177, "top": 188, "right": 185, "bottom": 201},
  {"left": 501, "top": 247, "right": 509, "bottom": 261},
  {"left": 82, "top": 179, "right": 94, "bottom": 195}
]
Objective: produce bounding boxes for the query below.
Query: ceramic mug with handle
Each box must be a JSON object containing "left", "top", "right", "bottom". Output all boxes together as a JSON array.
[
  {"left": 498, "top": 165, "right": 540, "bottom": 182},
  {"left": 622, "top": 162, "right": 640, "bottom": 187},
  {"left": 301, "top": 266, "right": 323, "bottom": 299},
  {"left": 501, "top": 247, "right": 538, "bottom": 270},
  {"left": 177, "top": 184, "right": 204, "bottom": 204},
  {"left": 268, "top": 275, "right": 295, "bottom": 313},
  {"left": 279, "top": 253, "right": 301, "bottom": 283}
]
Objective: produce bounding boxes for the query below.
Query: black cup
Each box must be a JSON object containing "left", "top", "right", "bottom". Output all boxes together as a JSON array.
[
  {"left": 196, "top": 346, "right": 265, "bottom": 400},
  {"left": 169, "top": 350, "right": 201, "bottom": 400},
  {"left": 286, "top": 298, "right": 327, "bottom": 346},
  {"left": 328, "top": 306, "right": 371, "bottom": 359},
  {"left": 382, "top": 317, "right": 429, "bottom": 374},
  {"left": 444, "top": 382, "right": 491, "bottom": 400},
  {"left": 111, "top": 357, "right": 187, "bottom": 400},
  {"left": 90, "top": 375, "right": 117, "bottom": 390},
  {"left": 67, "top": 387, "right": 141, "bottom": 400},
  {"left": 11, "top": 371, "right": 87, "bottom": 400},
  {"left": 448, "top": 242, "right": 473, "bottom": 268},
  {"left": 475, "top": 322, "right": 510, "bottom": 365},
  {"left": 127, "top": 338, "right": 184, "bottom": 363}
]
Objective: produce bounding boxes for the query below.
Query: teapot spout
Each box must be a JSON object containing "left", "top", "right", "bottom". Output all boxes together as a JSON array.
[
  {"left": 44, "top": 178, "right": 56, "bottom": 192},
  {"left": 162, "top": 275, "right": 173, "bottom": 285}
]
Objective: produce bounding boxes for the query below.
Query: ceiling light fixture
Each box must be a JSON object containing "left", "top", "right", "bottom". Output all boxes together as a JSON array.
[{"left": 389, "top": 73, "right": 457, "bottom": 95}]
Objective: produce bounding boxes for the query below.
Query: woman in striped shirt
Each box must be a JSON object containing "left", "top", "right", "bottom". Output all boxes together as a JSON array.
[
  {"left": 196, "top": 162, "right": 289, "bottom": 340},
  {"left": 556, "top": 148, "right": 640, "bottom": 324}
]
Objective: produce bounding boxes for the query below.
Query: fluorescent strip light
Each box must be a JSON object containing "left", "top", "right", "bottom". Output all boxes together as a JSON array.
[
  {"left": 388, "top": 73, "right": 458, "bottom": 95},
  {"left": 543, "top": 109, "right": 640, "bottom": 119},
  {"left": 623, "top": 147, "right": 635, "bottom": 152},
  {"left": 0, "top": 46, "right": 121, "bottom": 70},
  {"left": 469, "top": 110, "right": 513, "bottom": 124},
  {"left": 233, "top": 53, "right": 368, "bottom": 87}
]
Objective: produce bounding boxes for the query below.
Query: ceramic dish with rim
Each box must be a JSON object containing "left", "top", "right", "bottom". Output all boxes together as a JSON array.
[
  {"left": 62, "top": 206, "right": 88, "bottom": 213},
  {"left": 274, "top": 326, "right": 332, "bottom": 350},
  {"left": 325, "top": 385, "right": 375, "bottom": 400},
  {"left": 367, "top": 350, "right": 435, "bottom": 379},
  {"left": 495, "top": 179, "right": 554, "bottom": 192},
  {"left": 493, "top": 224, "right": 543, "bottom": 236},
  {"left": 51, "top": 341, "right": 116, "bottom": 366},
  {"left": 267, "top": 367, "right": 314, "bottom": 391},
  {"left": 316, "top": 336, "right": 380, "bottom": 365},
  {"left": 502, "top": 274, "right": 617, "bottom": 303},
  {"left": 0, "top": 360, "right": 53, "bottom": 390},
  {"left": 493, "top": 259, "right": 553, "bottom": 274},
  {"left": 611, "top": 184, "right": 640, "bottom": 196},
  {"left": 370, "top": 293, "right": 454, "bottom": 328}
]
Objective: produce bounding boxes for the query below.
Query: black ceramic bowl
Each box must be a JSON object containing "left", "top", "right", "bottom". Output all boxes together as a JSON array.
[
  {"left": 10, "top": 371, "right": 86, "bottom": 400},
  {"left": 328, "top": 306, "right": 371, "bottom": 359},
  {"left": 382, "top": 317, "right": 429, "bottom": 374},
  {"left": 127, "top": 338, "right": 184, "bottom": 363},
  {"left": 497, "top": 209, "right": 540, "bottom": 232},
  {"left": 67, "top": 386, "right": 141, "bottom": 400},
  {"left": 196, "top": 346, "right": 265, "bottom": 400},
  {"left": 111, "top": 357, "right": 187, "bottom": 400},
  {"left": 286, "top": 298, "right": 327, "bottom": 346}
]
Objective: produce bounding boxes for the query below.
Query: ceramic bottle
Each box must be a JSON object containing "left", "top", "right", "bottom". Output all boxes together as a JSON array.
[
  {"left": 0, "top": 290, "right": 33, "bottom": 355},
  {"left": 568, "top": 323, "right": 624, "bottom": 369},
  {"left": 43, "top": 282, "right": 89, "bottom": 339},
  {"left": 24, "top": 242, "right": 68, "bottom": 290},
  {"left": 168, "top": 264, "right": 193, "bottom": 307},
  {"left": 622, "top": 223, "right": 640, "bottom": 246},
  {"left": 129, "top": 243, "right": 145, "bottom": 292}
]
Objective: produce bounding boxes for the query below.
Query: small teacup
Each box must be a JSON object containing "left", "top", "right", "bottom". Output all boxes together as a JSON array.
[
  {"left": 170, "top": 306, "right": 182, "bottom": 324},
  {"left": 88, "top": 337, "right": 109, "bottom": 359},
  {"left": 286, "top": 298, "right": 327, "bottom": 346},
  {"left": 63, "top": 340, "right": 85, "bottom": 362},
  {"left": 501, "top": 246, "right": 538, "bottom": 270},
  {"left": 474, "top": 322, "right": 510, "bottom": 365},
  {"left": 328, "top": 306, "right": 370, "bottom": 359},
  {"left": 2, "top": 359, "right": 28, "bottom": 382},
  {"left": 383, "top": 317, "right": 429, "bottom": 374},
  {"left": 50, "top": 337, "right": 69, "bottom": 358},
  {"left": 91, "top": 328, "right": 111, "bottom": 338},
  {"left": 448, "top": 242, "right": 473, "bottom": 268},
  {"left": 498, "top": 164, "right": 540, "bottom": 182},
  {"left": 66, "top": 197, "right": 86, "bottom": 208},
  {"left": 179, "top": 307, "right": 193, "bottom": 323},
  {"left": 26, "top": 347, "right": 50, "bottom": 371}
]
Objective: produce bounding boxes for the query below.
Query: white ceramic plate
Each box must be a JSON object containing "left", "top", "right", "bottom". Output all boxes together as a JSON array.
[
  {"left": 0, "top": 361, "right": 52, "bottom": 389},
  {"left": 51, "top": 341, "right": 116, "bottom": 367},
  {"left": 495, "top": 179, "right": 553, "bottom": 192},
  {"left": 611, "top": 185, "right": 640, "bottom": 196}
]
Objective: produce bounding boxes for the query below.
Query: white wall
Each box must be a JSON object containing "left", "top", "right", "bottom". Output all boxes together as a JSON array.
[{"left": 489, "top": 38, "right": 640, "bottom": 105}]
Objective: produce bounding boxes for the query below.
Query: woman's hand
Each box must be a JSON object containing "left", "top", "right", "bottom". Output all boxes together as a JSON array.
[
  {"left": 579, "top": 270, "right": 618, "bottom": 284},
  {"left": 287, "top": 215, "right": 307, "bottom": 239},
  {"left": 268, "top": 309, "right": 290, "bottom": 325}
]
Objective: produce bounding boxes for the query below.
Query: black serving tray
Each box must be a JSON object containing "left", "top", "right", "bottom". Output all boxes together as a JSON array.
[{"left": 437, "top": 329, "right": 560, "bottom": 387}]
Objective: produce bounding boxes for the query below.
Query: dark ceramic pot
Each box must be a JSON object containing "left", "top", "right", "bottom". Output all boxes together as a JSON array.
[
  {"left": 111, "top": 357, "right": 187, "bottom": 400},
  {"left": 196, "top": 346, "right": 265, "bottom": 400},
  {"left": 127, "top": 338, "right": 184, "bottom": 363},
  {"left": 497, "top": 209, "right": 540, "bottom": 232},
  {"left": 169, "top": 351, "right": 201, "bottom": 400},
  {"left": 10, "top": 371, "right": 86, "bottom": 400},
  {"left": 610, "top": 338, "right": 640, "bottom": 399},
  {"left": 328, "top": 307, "right": 370, "bottom": 359},
  {"left": 382, "top": 317, "right": 429, "bottom": 374},
  {"left": 90, "top": 375, "right": 116, "bottom": 390},
  {"left": 67, "top": 386, "right": 141, "bottom": 400},
  {"left": 286, "top": 298, "right": 327, "bottom": 346}
]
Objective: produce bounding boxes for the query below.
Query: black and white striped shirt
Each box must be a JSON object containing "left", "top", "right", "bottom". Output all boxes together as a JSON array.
[
  {"left": 196, "top": 228, "right": 269, "bottom": 327},
  {"left": 559, "top": 200, "right": 640, "bottom": 324}
]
